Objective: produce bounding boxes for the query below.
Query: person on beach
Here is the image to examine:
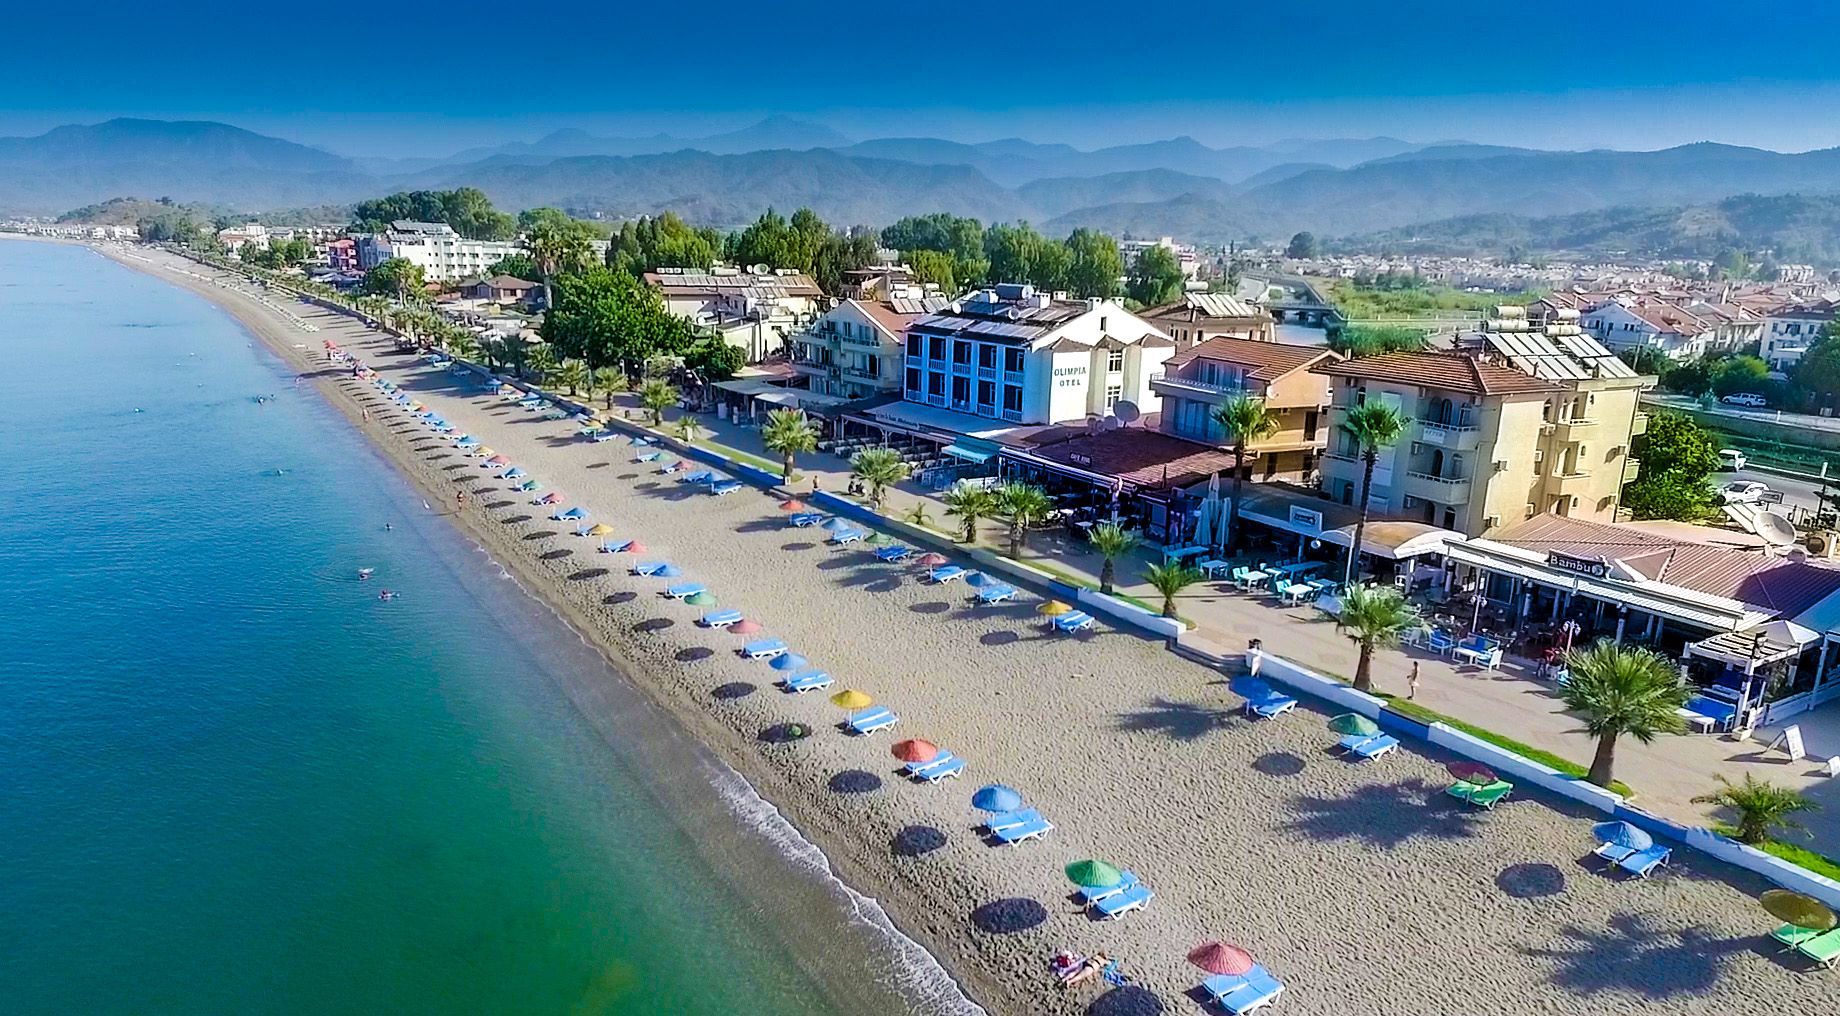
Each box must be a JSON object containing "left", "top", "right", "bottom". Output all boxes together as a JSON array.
[
  {"left": 1246, "top": 638, "right": 1263, "bottom": 678},
  {"left": 1061, "top": 953, "right": 1110, "bottom": 988},
  {"left": 455, "top": 490, "right": 466, "bottom": 511},
  {"left": 1408, "top": 660, "right": 1421, "bottom": 700}
]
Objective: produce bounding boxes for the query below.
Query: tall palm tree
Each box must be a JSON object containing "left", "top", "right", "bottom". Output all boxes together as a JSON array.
[
  {"left": 593, "top": 367, "right": 623, "bottom": 408},
  {"left": 1692, "top": 775, "right": 1817, "bottom": 844},
  {"left": 850, "top": 448, "right": 910, "bottom": 509},
  {"left": 1337, "top": 402, "right": 1408, "bottom": 586},
  {"left": 1338, "top": 584, "right": 1418, "bottom": 693},
  {"left": 526, "top": 343, "right": 558, "bottom": 383},
  {"left": 942, "top": 483, "right": 997, "bottom": 544},
  {"left": 1088, "top": 522, "right": 1141, "bottom": 594},
  {"left": 1144, "top": 562, "right": 1200, "bottom": 618},
  {"left": 1212, "top": 395, "right": 1279, "bottom": 553},
  {"left": 1560, "top": 642, "right": 1690, "bottom": 788},
  {"left": 761, "top": 408, "right": 819, "bottom": 483},
  {"left": 639, "top": 379, "right": 678, "bottom": 427},
  {"left": 554, "top": 359, "right": 589, "bottom": 396},
  {"left": 993, "top": 481, "right": 1055, "bottom": 559},
  {"left": 528, "top": 222, "right": 594, "bottom": 310},
  {"left": 447, "top": 333, "right": 480, "bottom": 363}
]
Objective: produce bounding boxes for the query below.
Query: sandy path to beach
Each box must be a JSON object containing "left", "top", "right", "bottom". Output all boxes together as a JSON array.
[{"left": 115, "top": 247, "right": 1837, "bottom": 1016}]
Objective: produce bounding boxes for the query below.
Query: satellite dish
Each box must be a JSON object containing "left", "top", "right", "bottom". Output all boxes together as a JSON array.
[
  {"left": 749, "top": 263, "right": 771, "bottom": 275},
  {"left": 1102, "top": 416, "right": 1123, "bottom": 431},
  {"left": 1113, "top": 400, "right": 1141, "bottom": 425},
  {"left": 1085, "top": 417, "right": 1101, "bottom": 434}
]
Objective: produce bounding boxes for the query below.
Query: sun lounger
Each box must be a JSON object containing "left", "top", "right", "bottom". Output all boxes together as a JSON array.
[
  {"left": 907, "top": 753, "right": 966, "bottom": 782},
  {"left": 830, "top": 529, "right": 867, "bottom": 545},
  {"left": 980, "top": 808, "right": 1041, "bottom": 834},
  {"left": 662, "top": 582, "right": 707, "bottom": 600},
  {"left": 740, "top": 638, "right": 788, "bottom": 660},
  {"left": 1796, "top": 927, "right": 1840, "bottom": 968},
  {"left": 635, "top": 451, "right": 662, "bottom": 462},
  {"left": 600, "top": 539, "right": 633, "bottom": 553},
  {"left": 1052, "top": 611, "right": 1096, "bottom": 633},
  {"left": 679, "top": 470, "right": 715, "bottom": 484},
  {"left": 873, "top": 545, "right": 913, "bottom": 562},
  {"left": 631, "top": 561, "right": 670, "bottom": 576},
  {"left": 974, "top": 583, "right": 1017, "bottom": 605},
  {"left": 929, "top": 565, "right": 967, "bottom": 583},
  {"left": 1073, "top": 871, "right": 1138, "bottom": 906},
  {"left": 1091, "top": 883, "right": 1154, "bottom": 920},
  {"left": 1593, "top": 842, "right": 1639, "bottom": 865},
  {"left": 1205, "top": 967, "right": 1286, "bottom": 1014},
  {"left": 904, "top": 751, "right": 958, "bottom": 777},
  {"left": 589, "top": 430, "right": 616, "bottom": 443},
  {"left": 991, "top": 816, "right": 1053, "bottom": 845},
  {"left": 1345, "top": 733, "right": 1400, "bottom": 760},
  {"left": 1616, "top": 845, "right": 1671, "bottom": 879},
  {"left": 846, "top": 706, "right": 900, "bottom": 735},
  {"left": 788, "top": 512, "right": 824, "bottom": 527},
  {"left": 659, "top": 461, "right": 680, "bottom": 473},
  {"left": 1446, "top": 779, "right": 1514, "bottom": 809},
  {"left": 1244, "top": 693, "right": 1297, "bottom": 719},
  {"left": 709, "top": 480, "right": 743, "bottom": 495},
  {"left": 699, "top": 609, "right": 744, "bottom": 628},
  {"left": 781, "top": 670, "right": 834, "bottom": 693},
  {"left": 1772, "top": 923, "right": 1826, "bottom": 951}
]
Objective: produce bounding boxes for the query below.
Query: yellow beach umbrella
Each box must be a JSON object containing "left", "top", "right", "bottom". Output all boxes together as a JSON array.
[
  {"left": 477, "top": 447, "right": 495, "bottom": 458},
  {"left": 829, "top": 689, "right": 873, "bottom": 710},
  {"left": 1037, "top": 600, "right": 1073, "bottom": 616},
  {"left": 587, "top": 523, "right": 614, "bottom": 536}
]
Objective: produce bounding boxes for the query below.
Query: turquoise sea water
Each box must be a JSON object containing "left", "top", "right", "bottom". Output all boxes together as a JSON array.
[{"left": 0, "top": 243, "right": 961, "bottom": 1015}]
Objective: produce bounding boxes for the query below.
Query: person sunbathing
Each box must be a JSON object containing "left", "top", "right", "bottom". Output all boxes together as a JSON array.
[{"left": 1061, "top": 953, "right": 1110, "bottom": 987}]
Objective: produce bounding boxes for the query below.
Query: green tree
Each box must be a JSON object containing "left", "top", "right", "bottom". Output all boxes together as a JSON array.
[
  {"left": 1618, "top": 346, "right": 1673, "bottom": 378},
  {"left": 1087, "top": 522, "right": 1140, "bottom": 594},
  {"left": 1286, "top": 231, "right": 1318, "bottom": 259},
  {"left": 1560, "top": 642, "right": 1690, "bottom": 788},
  {"left": 525, "top": 343, "right": 558, "bottom": 382},
  {"left": 606, "top": 213, "right": 722, "bottom": 276},
  {"left": 593, "top": 367, "right": 624, "bottom": 409},
  {"left": 351, "top": 188, "right": 515, "bottom": 239},
  {"left": 553, "top": 358, "right": 589, "bottom": 396},
  {"left": 1621, "top": 470, "right": 1720, "bottom": 521},
  {"left": 683, "top": 335, "right": 745, "bottom": 382},
  {"left": 1126, "top": 245, "right": 1186, "bottom": 306},
  {"left": 1337, "top": 403, "right": 1409, "bottom": 585},
  {"left": 529, "top": 219, "right": 600, "bottom": 309},
  {"left": 639, "top": 379, "right": 678, "bottom": 426},
  {"left": 1338, "top": 585, "right": 1418, "bottom": 693},
  {"left": 487, "top": 253, "right": 540, "bottom": 280},
  {"left": 1329, "top": 325, "right": 1428, "bottom": 358},
  {"left": 760, "top": 408, "right": 818, "bottom": 482},
  {"left": 1635, "top": 410, "right": 1720, "bottom": 477},
  {"left": 1711, "top": 355, "right": 1771, "bottom": 397},
  {"left": 1794, "top": 332, "right": 1840, "bottom": 409},
  {"left": 849, "top": 448, "right": 910, "bottom": 509},
  {"left": 362, "top": 257, "right": 426, "bottom": 300},
  {"left": 1144, "top": 562, "right": 1200, "bottom": 618},
  {"left": 942, "top": 483, "right": 997, "bottom": 544},
  {"left": 1693, "top": 775, "right": 1818, "bottom": 844},
  {"left": 812, "top": 227, "right": 881, "bottom": 296},
  {"left": 1063, "top": 228, "right": 1123, "bottom": 298},
  {"left": 1212, "top": 397, "right": 1279, "bottom": 552},
  {"left": 984, "top": 221, "right": 1051, "bottom": 287},
  {"left": 542, "top": 267, "right": 694, "bottom": 374},
  {"left": 993, "top": 481, "right": 1054, "bottom": 559},
  {"left": 675, "top": 415, "right": 705, "bottom": 443},
  {"left": 907, "top": 250, "right": 957, "bottom": 293}
]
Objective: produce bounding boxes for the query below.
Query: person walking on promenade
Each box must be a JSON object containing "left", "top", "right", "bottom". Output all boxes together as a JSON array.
[{"left": 1408, "top": 661, "right": 1421, "bottom": 700}]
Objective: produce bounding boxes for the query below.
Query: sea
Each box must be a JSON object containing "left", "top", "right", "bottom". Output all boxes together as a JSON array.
[{"left": 0, "top": 240, "right": 977, "bottom": 1015}]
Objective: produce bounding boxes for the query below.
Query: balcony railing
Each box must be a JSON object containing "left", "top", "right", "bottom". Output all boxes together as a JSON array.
[
  {"left": 1404, "top": 470, "right": 1472, "bottom": 504},
  {"left": 842, "top": 366, "right": 880, "bottom": 381},
  {"left": 840, "top": 331, "right": 884, "bottom": 349},
  {"left": 1322, "top": 450, "right": 1359, "bottom": 464},
  {"left": 1148, "top": 372, "right": 1259, "bottom": 398},
  {"left": 904, "top": 353, "right": 923, "bottom": 367},
  {"left": 1416, "top": 419, "right": 1481, "bottom": 450},
  {"left": 1002, "top": 369, "right": 1025, "bottom": 384},
  {"left": 951, "top": 361, "right": 973, "bottom": 375},
  {"left": 976, "top": 365, "right": 998, "bottom": 380},
  {"left": 1000, "top": 408, "right": 1024, "bottom": 422}
]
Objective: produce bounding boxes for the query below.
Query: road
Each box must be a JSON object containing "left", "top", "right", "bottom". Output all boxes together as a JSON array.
[
  {"left": 1726, "top": 467, "right": 1826, "bottom": 514},
  {"left": 1644, "top": 392, "right": 1840, "bottom": 436}
]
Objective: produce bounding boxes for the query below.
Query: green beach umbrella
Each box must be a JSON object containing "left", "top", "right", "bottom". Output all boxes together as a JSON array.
[
  {"left": 1064, "top": 859, "right": 1124, "bottom": 889},
  {"left": 1327, "top": 713, "right": 1380, "bottom": 737},
  {"left": 1762, "top": 890, "right": 1836, "bottom": 931},
  {"left": 685, "top": 591, "right": 716, "bottom": 606}
]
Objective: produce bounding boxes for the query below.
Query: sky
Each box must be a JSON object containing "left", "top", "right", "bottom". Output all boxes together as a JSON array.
[{"left": 8, "top": 1, "right": 1840, "bottom": 156}]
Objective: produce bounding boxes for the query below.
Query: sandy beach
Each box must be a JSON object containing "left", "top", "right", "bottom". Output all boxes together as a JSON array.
[{"left": 100, "top": 243, "right": 1839, "bottom": 1014}]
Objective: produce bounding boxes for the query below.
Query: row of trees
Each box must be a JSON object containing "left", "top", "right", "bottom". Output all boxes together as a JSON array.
[
  {"left": 350, "top": 188, "right": 517, "bottom": 239},
  {"left": 882, "top": 213, "right": 1136, "bottom": 300}
]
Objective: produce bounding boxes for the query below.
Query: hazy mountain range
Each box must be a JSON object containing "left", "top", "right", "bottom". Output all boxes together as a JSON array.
[{"left": 11, "top": 117, "right": 1840, "bottom": 255}]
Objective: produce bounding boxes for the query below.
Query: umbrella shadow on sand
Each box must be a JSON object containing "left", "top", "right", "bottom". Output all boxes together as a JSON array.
[
  {"left": 1112, "top": 697, "right": 1233, "bottom": 741},
  {"left": 970, "top": 898, "right": 1048, "bottom": 935},
  {"left": 891, "top": 825, "right": 948, "bottom": 858},
  {"left": 1281, "top": 778, "right": 1480, "bottom": 849},
  {"left": 1522, "top": 912, "right": 1747, "bottom": 998},
  {"left": 1087, "top": 986, "right": 1166, "bottom": 1016}
]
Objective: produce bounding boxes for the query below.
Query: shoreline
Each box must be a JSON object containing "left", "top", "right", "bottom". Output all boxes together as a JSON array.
[{"left": 86, "top": 243, "right": 990, "bottom": 1015}]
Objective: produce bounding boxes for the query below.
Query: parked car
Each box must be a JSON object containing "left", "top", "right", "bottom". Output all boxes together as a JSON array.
[
  {"left": 1719, "top": 480, "right": 1773, "bottom": 504},
  {"left": 1721, "top": 392, "right": 1769, "bottom": 407},
  {"left": 1717, "top": 448, "right": 1748, "bottom": 471}
]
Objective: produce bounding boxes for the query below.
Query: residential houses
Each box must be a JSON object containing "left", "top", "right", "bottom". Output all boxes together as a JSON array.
[
  {"left": 217, "top": 222, "right": 270, "bottom": 256},
  {"left": 459, "top": 274, "right": 539, "bottom": 308},
  {"left": 326, "top": 237, "right": 360, "bottom": 273},
  {"left": 1761, "top": 299, "right": 1838, "bottom": 372},
  {"left": 1580, "top": 300, "right": 1723, "bottom": 361},
  {"left": 1150, "top": 337, "right": 1337, "bottom": 484},
  {"left": 790, "top": 287, "right": 949, "bottom": 400},
  {"left": 644, "top": 267, "right": 823, "bottom": 363},
  {"left": 1140, "top": 292, "right": 1275, "bottom": 348},
  {"left": 356, "top": 221, "right": 522, "bottom": 283}
]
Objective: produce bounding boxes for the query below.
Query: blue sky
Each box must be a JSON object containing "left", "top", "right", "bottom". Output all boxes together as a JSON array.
[{"left": 8, "top": 1, "right": 1840, "bottom": 155}]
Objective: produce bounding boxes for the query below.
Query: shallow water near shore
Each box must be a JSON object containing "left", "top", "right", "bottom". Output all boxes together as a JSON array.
[{"left": 0, "top": 242, "right": 970, "bottom": 1015}]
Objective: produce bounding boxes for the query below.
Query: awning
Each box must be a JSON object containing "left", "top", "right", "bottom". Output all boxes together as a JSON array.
[
  {"left": 943, "top": 443, "right": 995, "bottom": 464},
  {"left": 1686, "top": 623, "right": 1814, "bottom": 668},
  {"left": 1447, "top": 541, "right": 1756, "bottom": 632}
]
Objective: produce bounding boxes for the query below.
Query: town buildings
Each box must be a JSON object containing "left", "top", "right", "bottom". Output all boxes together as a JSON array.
[
  {"left": 216, "top": 223, "right": 270, "bottom": 256},
  {"left": 790, "top": 287, "right": 948, "bottom": 399},
  {"left": 644, "top": 267, "right": 823, "bottom": 363},
  {"left": 1151, "top": 337, "right": 1337, "bottom": 484},
  {"left": 1580, "top": 300, "right": 1722, "bottom": 360},
  {"left": 1761, "top": 299, "right": 1837, "bottom": 372},
  {"left": 356, "top": 221, "right": 522, "bottom": 283},
  {"left": 1139, "top": 292, "right": 1274, "bottom": 347},
  {"left": 325, "top": 237, "right": 359, "bottom": 273}
]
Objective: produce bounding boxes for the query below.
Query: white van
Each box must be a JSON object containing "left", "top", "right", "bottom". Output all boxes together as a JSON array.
[{"left": 1717, "top": 448, "right": 1748, "bottom": 471}]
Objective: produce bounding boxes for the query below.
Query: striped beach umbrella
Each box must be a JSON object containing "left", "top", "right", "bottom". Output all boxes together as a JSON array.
[
  {"left": 829, "top": 689, "right": 873, "bottom": 710},
  {"left": 891, "top": 739, "right": 939, "bottom": 764},
  {"left": 1187, "top": 941, "right": 1255, "bottom": 977}
]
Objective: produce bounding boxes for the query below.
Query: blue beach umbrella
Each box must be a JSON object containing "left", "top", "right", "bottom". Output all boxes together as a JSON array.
[
  {"left": 820, "top": 517, "right": 853, "bottom": 532},
  {"left": 502, "top": 467, "right": 526, "bottom": 479},
  {"left": 972, "top": 784, "right": 1024, "bottom": 814},
  {"left": 557, "top": 507, "right": 587, "bottom": 521},
  {"left": 769, "top": 653, "right": 809, "bottom": 672},
  {"left": 655, "top": 564, "right": 683, "bottom": 578},
  {"left": 1592, "top": 821, "right": 1653, "bottom": 852},
  {"left": 965, "top": 571, "right": 993, "bottom": 587},
  {"left": 1228, "top": 675, "right": 1274, "bottom": 700}
]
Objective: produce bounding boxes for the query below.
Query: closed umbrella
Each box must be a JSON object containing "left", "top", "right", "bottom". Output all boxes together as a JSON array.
[
  {"left": 1761, "top": 890, "right": 1837, "bottom": 932},
  {"left": 587, "top": 523, "right": 614, "bottom": 536},
  {"left": 1327, "top": 713, "right": 1380, "bottom": 737},
  {"left": 730, "top": 618, "right": 763, "bottom": 634},
  {"left": 1591, "top": 821, "right": 1653, "bottom": 852},
  {"left": 917, "top": 553, "right": 947, "bottom": 567},
  {"left": 891, "top": 739, "right": 940, "bottom": 764},
  {"left": 1187, "top": 941, "right": 1255, "bottom": 977},
  {"left": 769, "top": 652, "right": 809, "bottom": 672},
  {"left": 971, "top": 784, "right": 1023, "bottom": 813},
  {"left": 1037, "top": 600, "right": 1073, "bottom": 616},
  {"left": 965, "top": 571, "right": 993, "bottom": 587},
  {"left": 655, "top": 564, "right": 683, "bottom": 578},
  {"left": 1064, "top": 859, "right": 1123, "bottom": 889},
  {"left": 829, "top": 689, "right": 873, "bottom": 710},
  {"left": 486, "top": 454, "right": 509, "bottom": 466},
  {"left": 621, "top": 540, "right": 646, "bottom": 554}
]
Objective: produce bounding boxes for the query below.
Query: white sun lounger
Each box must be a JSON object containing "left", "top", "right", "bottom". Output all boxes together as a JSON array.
[
  {"left": 830, "top": 529, "right": 867, "bottom": 545},
  {"left": 698, "top": 609, "right": 744, "bottom": 628},
  {"left": 981, "top": 808, "right": 1040, "bottom": 833},
  {"left": 1091, "top": 883, "right": 1154, "bottom": 920},
  {"left": 929, "top": 565, "right": 967, "bottom": 583},
  {"left": 916, "top": 756, "right": 966, "bottom": 782},
  {"left": 709, "top": 480, "right": 743, "bottom": 495},
  {"left": 1074, "top": 871, "right": 1138, "bottom": 906},
  {"left": 846, "top": 706, "right": 900, "bottom": 735},
  {"left": 991, "top": 816, "right": 1053, "bottom": 845},
  {"left": 781, "top": 670, "right": 833, "bottom": 693},
  {"left": 662, "top": 582, "right": 706, "bottom": 600},
  {"left": 974, "top": 584, "right": 1017, "bottom": 605},
  {"left": 740, "top": 638, "right": 787, "bottom": 660},
  {"left": 1051, "top": 611, "right": 1096, "bottom": 633},
  {"left": 631, "top": 561, "right": 670, "bottom": 576}
]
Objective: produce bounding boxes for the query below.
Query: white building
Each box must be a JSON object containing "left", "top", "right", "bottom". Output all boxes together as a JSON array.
[
  {"left": 1581, "top": 301, "right": 1718, "bottom": 361},
  {"left": 357, "top": 221, "right": 522, "bottom": 283},
  {"left": 217, "top": 222, "right": 270, "bottom": 255},
  {"left": 1761, "top": 300, "right": 1838, "bottom": 372},
  {"left": 791, "top": 288, "right": 949, "bottom": 399},
  {"left": 644, "top": 268, "right": 824, "bottom": 363},
  {"left": 900, "top": 284, "right": 1172, "bottom": 426}
]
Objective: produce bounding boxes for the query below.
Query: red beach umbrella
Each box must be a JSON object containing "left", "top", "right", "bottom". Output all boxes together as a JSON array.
[
  {"left": 779, "top": 499, "right": 806, "bottom": 511},
  {"left": 730, "top": 618, "right": 764, "bottom": 634},
  {"left": 1187, "top": 941, "right": 1254, "bottom": 976},
  {"left": 891, "top": 739, "right": 940, "bottom": 764},
  {"left": 621, "top": 540, "right": 647, "bottom": 554},
  {"left": 1447, "top": 761, "right": 1497, "bottom": 787},
  {"left": 917, "top": 552, "right": 947, "bottom": 567}
]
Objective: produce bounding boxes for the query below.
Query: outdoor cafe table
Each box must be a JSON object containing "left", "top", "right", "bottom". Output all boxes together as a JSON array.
[
  {"left": 1274, "top": 562, "right": 1323, "bottom": 577},
  {"left": 1164, "top": 545, "right": 1208, "bottom": 563},
  {"left": 1197, "top": 558, "right": 1232, "bottom": 578},
  {"left": 1242, "top": 569, "right": 1272, "bottom": 590}
]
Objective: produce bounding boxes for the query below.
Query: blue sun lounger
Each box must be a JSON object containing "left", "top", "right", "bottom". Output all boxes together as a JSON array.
[
  {"left": 846, "top": 706, "right": 900, "bottom": 735},
  {"left": 929, "top": 565, "right": 967, "bottom": 583},
  {"left": 1203, "top": 966, "right": 1285, "bottom": 1014},
  {"left": 1339, "top": 733, "right": 1400, "bottom": 760},
  {"left": 740, "top": 638, "right": 788, "bottom": 660},
  {"left": 830, "top": 528, "right": 867, "bottom": 545},
  {"left": 991, "top": 816, "right": 1053, "bottom": 845},
  {"left": 662, "top": 582, "right": 707, "bottom": 600},
  {"left": 659, "top": 460, "right": 680, "bottom": 473},
  {"left": 1052, "top": 611, "right": 1096, "bottom": 633},
  {"left": 631, "top": 561, "right": 671, "bottom": 576},
  {"left": 981, "top": 808, "right": 1041, "bottom": 833},
  {"left": 589, "top": 430, "right": 616, "bottom": 443},
  {"left": 680, "top": 470, "right": 715, "bottom": 484},
  {"left": 1091, "top": 883, "right": 1154, "bottom": 920},
  {"left": 636, "top": 451, "right": 662, "bottom": 462},
  {"left": 903, "top": 751, "right": 959, "bottom": 778},
  {"left": 1244, "top": 692, "right": 1298, "bottom": 719},
  {"left": 600, "top": 539, "right": 633, "bottom": 553},
  {"left": 1074, "top": 871, "right": 1138, "bottom": 906},
  {"left": 916, "top": 756, "right": 966, "bottom": 782},
  {"left": 974, "top": 583, "right": 1017, "bottom": 605},
  {"left": 709, "top": 480, "right": 744, "bottom": 495},
  {"left": 698, "top": 608, "right": 744, "bottom": 628},
  {"left": 873, "top": 545, "right": 913, "bottom": 562},
  {"left": 1616, "top": 846, "right": 1671, "bottom": 879},
  {"left": 781, "top": 670, "right": 833, "bottom": 693},
  {"left": 788, "top": 512, "right": 824, "bottom": 527}
]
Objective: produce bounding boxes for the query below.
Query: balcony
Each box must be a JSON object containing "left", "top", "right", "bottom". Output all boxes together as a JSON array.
[
  {"left": 842, "top": 365, "right": 881, "bottom": 382},
  {"left": 840, "top": 332, "right": 885, "bottom": 350},
  {"left": 1000, "top": 408, "right": 1024, "bottom": 422},
  {"left": 951, "top": 360, "right": 973, "bottom": 375},
  {"left": 1551, "top": 417, "right": 1599, "bottom": 442},
  {"left": 1002, "top": 369, "right": 1025, "bottom": 384},
  {"left": 1630, "top": 413, "right": 1648, "bottom": 437},
  {"left": 1148, "top": 372, "right": 1259, "bottom": 401},
  {"left": 976, "top": 365, "right": 998, "bottom": 380},
  {"left": 1404, "top": 471, "right": 1472, "bottom": 505},
  {"left": 905, "top": 353, "right": 923, "bottom": 367},
  {"left": 1415, "top": 418, "right": 1481, "bottom": 451},
  {"left": 1547, "top": 468, "right": 1594, "bottom": 495},
  {"left": 1621, "top": 457, "right": 1642, "bottom": 485}
]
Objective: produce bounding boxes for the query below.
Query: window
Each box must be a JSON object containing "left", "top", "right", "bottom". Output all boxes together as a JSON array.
[
  {"left": 1104, "top": 383, "right": 1123, "bottom": 408},
  {"left": 906, "top": 334, "right": 921, "bottom": 357},
  {"left": 1303, "top": 410, "right": 1318, "bottom": 440},
  {"left": 906, "top": 368, "right": 921, "bottom": 392},
  {"left": 953, "top": 341, "right": 972, "bottom": 365},
  {"left": 929, "top": 336, "right": 946, "bottom": 360},
  {"left": 1525, "top": 503, "right": 1536, "bottom": 518},
  {"left": 1106, "top": 349, "right": 1124, "bottom": 373},
  {"left": 978, "top": 344, "right": 997, "bottom": 368},
  {"left": 1002, "top": 385, "right": 1023, "bottom": 412},
  {"left": 927, "top": 372, "right": 946, "bottom": 396},
  {"left": 1004, "top": 348, "right": 1025, "bottom": 373},
  {"left": 951, "top": 376, "right": 970, "bottom": 403},
  {"left": 976, "top": 380, "right": 995, "bottom": 407},
  {"left": 865, "top": 355, "right": 879, "bottom": 377}
]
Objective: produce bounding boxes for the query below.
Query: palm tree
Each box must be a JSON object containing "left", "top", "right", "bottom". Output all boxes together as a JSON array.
[
  {"left": 1212, "top": 396, "right": 1279, "bottom": 553},
  {"left": 639, "top": 379, "right": 678, "bottom": 427},
  {"left": 1559, "top": 642, "right": 1690, "bottom": 788},
  {"left": 850, "top": 448, "right": 910, "bottom": 509},
  {"left": 1337, "top": 402, "right": 1409, "bottom": 586},
  {"left": 1693, "top": 775, "right": 1818, "bottom": 844},
  {"left": 904, "top": 502, "right": 934, "bottom": 528},
  {"left": 1338, "top": 584, "right": 1418, "bottom": 693},
  {"left": 1088, "top": 522, "right": 1141, "bottom": 594},
  {"left": 593, "top": 367, "right": 623, "bottom": 409},
  {"left": 942, "top": 483, "right": 996, "bottom": 544},
  {"left": 675, "top": 415, "right": 705, "bottom": 443},
  {"left": 991, "top": 481, "right": 1055, "bottom": 559},
  {"left": 554, "top": 359, "right": 589, "bottom": 396},
  {"left": 447, "top": 333, "right": 480, "bottom": 364},
  {"left": 761, "top": 408, "right": 819, "bottom": 483},
  {"left": 528, "top": 222, "right": 594, "bottom": 310},
  {"left": 1144, "top": 562, "right": 1200, "bottom": 618},
  {"left": 526, "top": 343, "right": 558, "bottom": 383}
]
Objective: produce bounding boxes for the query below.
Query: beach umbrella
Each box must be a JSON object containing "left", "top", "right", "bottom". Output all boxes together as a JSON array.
[
  {"left": 587, "top": 523, "right": 614, "bottom": 537},
  {"left": 1064, "top": 859, "right": 1124, "bottom": 889},
  {"left": 655, "top": 564, "right": 683, "bottom": 578},
  {"left": 829, "top": 689, "right": 873, "bottom": 710},
  {"left": 1591, "top": 821, "right": 1654, "bottom": 852},
  {"left": 538, "top": 492, "right": 561, "bottom": 504},
  {"left": 1327, "top": 713, "right": 1380, "bottom": 737},
  {"left": 917, "top": 552, "right": 947, "bottom": 567},
  {"left": 769, "top": 653, "right": 809, "bottom": 672},
  {"left": 621, "top": 540, "right": 647, "bottom": 554},
  {"left": 1037, "top": 600, "right": 1074, "bottom": 616},
  {"left": 730, "top": 618, "right": 763, "bottom": 634},
  {"left": 965, "top": 571, "right": 992, "bottom": 587},
  {"left": 486, "top": 455, "right": 510, "bottom": 466},
  {"left": 1447, "top": 761, "right": 1497, "bottom": 787},
  {"left": 1187, "top": 941, "right": 1255, "bottom": 977},
  {"left": 780, "top": 499, "right": 806, "bottom": 511},
  {"left": 821, "top": 517, "right": 852, "bottom": 532},
  {"left": 558, "top": 507, "right": 587, "bottom": 520},
  {"left": 685, "top": 591, "right": 715, "bottom": 606},
  {"left": 1761, "top": 890, "right": 1837, "bottom": 932},
  {"left": 891, "top": 739, "right": 940, "bottom": 764},
  {"left": 1228, "top": 675, "right": 1274, "bottom": 700},
  {"left": 971, "top": 784, "right": 1024, "bottom": 814},
  {"left": 867, "top": 533, "right": 887, "bottom": 544}
]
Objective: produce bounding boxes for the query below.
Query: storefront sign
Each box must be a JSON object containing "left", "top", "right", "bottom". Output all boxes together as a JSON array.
[
  {"left": 1546, "top": 551, "right": 1609, "bottom": 578},
  {"left": 1289, "top": 505, "right": 1322, "bottom": 533},
  {"left": 1069, "top": 453, "right": 1092, "bottom": 466}
]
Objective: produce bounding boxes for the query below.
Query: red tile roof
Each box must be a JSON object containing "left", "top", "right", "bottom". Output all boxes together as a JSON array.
[
  {"left": 1314, "top": 351, "right": 1559, "bottom": 397},
  {"left": 1019, "top": 427, "right": 1240, "bottom": 488},
  {"left": 853, "top": 299, "right": 922, "bottom": 337},
  {"left": 1165, "top": 336, "right": 1337, "bottom": 382}
]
